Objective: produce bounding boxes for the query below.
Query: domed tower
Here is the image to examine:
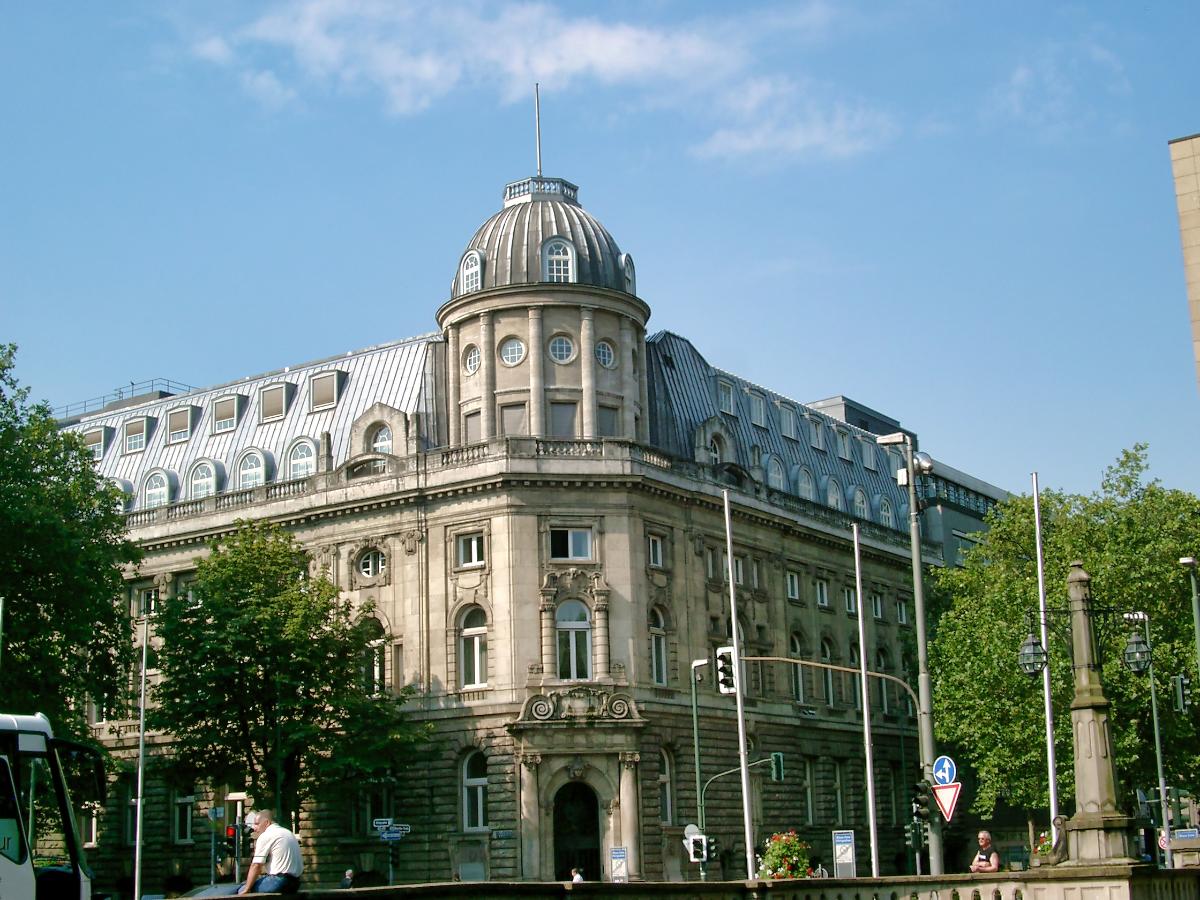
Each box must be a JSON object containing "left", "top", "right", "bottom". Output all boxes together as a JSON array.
[{"left": 437, "top": 176, "right": 650, "bottom": 445}]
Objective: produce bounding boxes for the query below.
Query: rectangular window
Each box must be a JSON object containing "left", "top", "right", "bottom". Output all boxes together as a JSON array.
[
  {"left": 173, "top": 790, "right": 194, "bottom": 843},
  {"left": 84, "top": 429, "right": 104, "bottom": 460},
  {"left": 815, "top": 579, "right": 829, "bottom": 607},
  {"left": 718, "top": 381, "right": 735, "bottom": 414},
  {"left": 597, "top": 405, "right": 619, "bottom": 438},
  {"left": 871, "top": 592, "right": 884, "bottom": 619},
  {"left": 896, "top": 599, "right": 909, "bottom": 625},
  {"left": 809, "top": 418, "right": 824, "bottom": 451},
  {"left": 167, "top": 408, "right": 191, "bottom": 443},
  {"left": 862, "top": 440, "right": 876, "bottom": 470},
  {"left": 260, "top": 384, "right": 287, "bottom": 421},
  {"left": 801, "top": 759, "right": 814, "bottom": 825},
  {"left": 500, "top": 403, "right": 527, "bottom": 436},
  {"left": 310, "top": 372, "right": 339, "bottom": 410},
  {"left": 213, "top": 397, "right": 237, "bottom": 433},
  {"left": 705, "top": 548, "right": 715, "bottom": 579},
  {"left": 549, "top": 401, "right": 577, "bottom": 438},
  {"left": 550, "top": 527, "right": 592, "bottom": 560},
  {"left": 138, "top": 588, "right": 159, "bottom": 617},
  {"left": 732, "top": 557, "right": 744, "bottom": 585},
  {"left": 463, "top": 411, "right": 482, "bottom": 444},
  {"left": 647, "top": 534, "right": 664, "bottom": 568},
  {"left": 786, "top": 571, "right": 800, "bottom": 600},
  {"left": 836, "top": 431, "right": 851, "bottom": 459},
  {"left": 749, "top": 393, "right": 766, "bottom": 426},
  {"left": 834, "top": 760, "right": 846, "bottom": 824},
  {"left": 750, "top": 559, "right": 760, "bottom": 589},
  {"left": 844, "top": 587, "right": 857, "bottom": 615},
  {"left": 77, "top": 803, "right": 100, "bottom": 848},
  {"left": 390, "top": 641, "right": 404, "bottom": 691},
  {"left": 780, "top": 406, "right": 797, "bottom": 440},
  {"left": 457, "top": 532, "right": 485, "bottom": 568},
  {"left": 124, "top": 419, "right": 146, "bottom": 453}
]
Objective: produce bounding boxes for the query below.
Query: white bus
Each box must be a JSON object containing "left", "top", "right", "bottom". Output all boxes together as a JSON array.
[{"left": 0, "top": 712, "right": 105, "bottom": 899}]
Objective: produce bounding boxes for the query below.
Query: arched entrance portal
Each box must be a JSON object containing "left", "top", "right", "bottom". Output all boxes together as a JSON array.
[{"left": 553, "top": 782, "right": 601, "bottom": 881}]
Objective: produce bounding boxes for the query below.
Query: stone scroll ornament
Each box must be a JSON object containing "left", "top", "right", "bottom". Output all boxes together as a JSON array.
[{"left": 521, "top": 688, "right": 639, "bottom": 722}]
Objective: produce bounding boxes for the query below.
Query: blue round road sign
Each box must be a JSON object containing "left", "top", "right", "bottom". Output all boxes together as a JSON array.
[{"left": 933, "top": 755, "right": 956, "bottom": 785}]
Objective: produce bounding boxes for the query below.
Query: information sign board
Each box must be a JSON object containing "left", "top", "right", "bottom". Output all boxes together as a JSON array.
[
  {"left": 832, "top": 829, "right": 856, "bottom": 879},
  {"left": 611, "top": 847, "right": 628, "bottom": 883}
]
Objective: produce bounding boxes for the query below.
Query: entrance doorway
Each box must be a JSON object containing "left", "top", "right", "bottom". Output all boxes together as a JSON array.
[{"left": 553, "top": 782, "right": 601, "bottom": 881}]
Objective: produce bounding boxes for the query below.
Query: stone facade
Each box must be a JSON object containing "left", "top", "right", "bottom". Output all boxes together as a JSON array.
[{"left": 64, "top": 172, "right": 994, "bottom": 893}]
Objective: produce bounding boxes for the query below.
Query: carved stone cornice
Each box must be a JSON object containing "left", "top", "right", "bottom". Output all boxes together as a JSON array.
[{"left": 516, "top": 687, "right": 641, "bottom": 724}]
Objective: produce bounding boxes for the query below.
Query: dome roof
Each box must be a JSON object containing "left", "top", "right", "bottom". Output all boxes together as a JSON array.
[{"left": 452, "top": 177, "right": 634, "bottom": 298}]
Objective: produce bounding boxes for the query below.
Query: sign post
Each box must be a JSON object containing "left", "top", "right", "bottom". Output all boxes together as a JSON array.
[
  {"left": 931, "top": 755, "right": 963, "bottom": 822},
  {"left": 832, "top": 830, "right": 856, "bottom": 879},
  {"left": 376, "top": 821, "right": 410, "bottom": 884},
  {"left": 610, "top": 846, "right": 628, "bottom": 882}
]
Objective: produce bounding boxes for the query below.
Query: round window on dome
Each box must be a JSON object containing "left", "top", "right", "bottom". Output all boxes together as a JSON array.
[
  {"left": 499, "top": 337, "right": 526, "bottom": 366},
  {"left": 595, "top": 340, "right": 615, "bottom": 369},
  {"left": 463, "top": 344, "right": 480, "bottom": 375},
  {"left": 548, "top": 335, "right": 575, "bottom": 364}
]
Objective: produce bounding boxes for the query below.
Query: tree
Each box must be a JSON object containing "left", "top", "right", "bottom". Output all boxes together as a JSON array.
[
  {"left": 930, "top": 446, "right": 1200, "bottom": 830},
  {"left": 0, "top": 344, "right": 140, "bottom": 738},
  {"left": 148, "top": 520, "right": 429, "bottom": 822}
]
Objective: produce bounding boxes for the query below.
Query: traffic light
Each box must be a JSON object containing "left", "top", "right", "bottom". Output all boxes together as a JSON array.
[
  {"left": 716, "top": 646, "right": 737, "bottom": 695},
  {"left": 685, "top": 835, "right": 708, "bottom": 862},
  {"left": 705, "top": 835, "right": 720, "bottom": 862},
  {"left": 904, "top": 821, "right": 915, "bottom": 849},
  {"left": 223, "top": 824, "right": 238, "bottom": 857},
  {"left": 1172, "top": 674, "right": 1193, "bottom": 712},
  {"left": 770, "top": 752, "right": 785, "bottom": 782},
  {"left": 913, "top": 780, "right": 932, "bottom": 821}
]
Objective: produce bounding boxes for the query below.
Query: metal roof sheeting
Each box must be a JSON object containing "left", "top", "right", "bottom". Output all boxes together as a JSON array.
[{"left": 65, "top": 335, "right": 439, "bottom": 508}]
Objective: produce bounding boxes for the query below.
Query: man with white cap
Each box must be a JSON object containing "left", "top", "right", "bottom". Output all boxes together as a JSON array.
[{"left": 238, "top": 809, "right": 303, "bottom": 894}]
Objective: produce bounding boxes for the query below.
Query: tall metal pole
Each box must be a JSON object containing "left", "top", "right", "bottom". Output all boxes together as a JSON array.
[
  {"left": 0, "top": 594, "right": 5, "bottom": 673},
  {"left": 534, "top": 83, "right": 542, "bottom": 177},
  {"left": 1137, "top": 615, "right": 1173, "bottom": 869},
  {"left": 902, "top": 437, "right": 942, "bottom": 873},
  {"left": 1031, "top": 473, "right": 1060, "bottom": 841},
  {"left": 1184, "top": 563, "right": 1200, "bottom": 684},
  {"left": 852, "top": 525, "right": 879, "bottom": 876},
  {"left": 133, "top": 612, "right": 150, "bottom": 900},
  {"left": 690, "top": 657, "right": 708, "bottom": 881},
  {"left": 722, "top": 490, "right": 757, "bottom": 880}
]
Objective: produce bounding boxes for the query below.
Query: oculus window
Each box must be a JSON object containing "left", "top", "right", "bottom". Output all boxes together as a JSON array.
[
  {"left": 499, "top": 337, "right": 526, "bottom": 366},
  {"left": 594, "top": 340, "right": 615, "bottom": 368},
  {"left": 463, "top": 344, "right": 480, "bottom": 375},
  {"left": 358, "top": 549, "right": 387, "bottom": 578},
  {"left": 548, "top": 335, "right": 575, "bottom": 363}
]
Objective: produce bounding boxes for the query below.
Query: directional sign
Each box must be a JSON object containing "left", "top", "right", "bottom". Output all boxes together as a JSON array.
[
  {"left": 380, "top": 830, "right": 405, "bottom": 841},
  {"left": 372, "top": 818, "right": 393, "bottom": 830},
  {"left": 932, "top": 782, "right": 962, "bottom": 821},
  {"left": 932, "top": 755, "right": 956, "bottom": 785}
]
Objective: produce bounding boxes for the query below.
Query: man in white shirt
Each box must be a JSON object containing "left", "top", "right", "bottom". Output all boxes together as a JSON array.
[{"left": 238, "top": 809, "right": 303, "bottom": 894}]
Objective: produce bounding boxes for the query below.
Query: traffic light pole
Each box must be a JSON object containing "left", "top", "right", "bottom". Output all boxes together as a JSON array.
[{"left": 690, "top": 657, "right": 708, "bottom": 881}]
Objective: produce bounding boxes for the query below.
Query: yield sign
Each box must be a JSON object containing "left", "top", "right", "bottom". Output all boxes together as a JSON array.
[{"left": 932, "top": 782, "right": 962, "bottom": 821}]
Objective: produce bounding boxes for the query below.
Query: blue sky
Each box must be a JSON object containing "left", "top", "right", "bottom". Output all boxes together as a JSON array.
[{"left": 3, "top": 1, "right": 1198, "bottom": 497}]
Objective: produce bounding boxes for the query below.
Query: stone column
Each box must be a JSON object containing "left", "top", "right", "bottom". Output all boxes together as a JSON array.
[
  {"left": 1064, "top": 561, "right": 1137, "bottom": 864},
  {"left": 592, "top": 581, "right": 610, "bottom": 680},
  {"left": 447, "top": 325, "right": 461, "bottom": 446},
  {"left": 519, "top": 753, "right": 542, "bottom": 878},
  {"left": 619, "top": 318, "right": 636, "bottom": 439},
  {"left": 619, "top": 752, "right": 642, "bottom": 880},
  {"left": 528, "top": 308, "right": 544, "bottom": 437},
  {"left": 479, "top": 312, "right": 495, "bottom": 440},
  {"left": 637, "top": 328, "right": 649, "bottom": 442},
  {"left": 540, "top": 590, "right": 557, "bottom": 676},
  {"left": 580, "top": 307, "right": 596, "bottom": 438}
]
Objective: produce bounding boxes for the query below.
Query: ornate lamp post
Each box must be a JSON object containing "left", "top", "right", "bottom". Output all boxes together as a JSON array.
[{"left": 1122, "top": 612, "right": 1172, "bottom": 868}]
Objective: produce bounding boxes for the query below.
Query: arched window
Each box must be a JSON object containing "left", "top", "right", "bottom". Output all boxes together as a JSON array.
[
  {"left": 360, "top": 618, "right": 386, "bottom": 695},
  {"left": 621, "top": 253, "right": 636, "bottom": 295},
  {"left": 658, "top": 749, "right": 673, "bottom": 825},
  {"left": 649, "top": 608, "right": 667, "bottom": 686},
  {"left": 288, "top": 442, "right": 315, "bottom": 479},
  {"left": 460, "top": 606, "right": 488, "bottom": 689},
  {"left": 190, "top": 462, "right": 215, "bottom": 499},
  {"left": 849, "top": 645, "right": 862, "bottom": 710},
  {"left": 875, "top": 648, "right": 891, "bottom": 713},
  {"left": 767, "top": 458, "right": 786, "bottom": 491},
  {"left": 789, "top": 633, "right": 804, "bottom": 702},
  {"left": 880, "top": 497, "right": 895, "bottom": 528},
  {"left": 462, "top": 752, "right": 488, "bottom": 831},
  {"left": 826, "top": 478, "right": 844, "bottom": 511},
  {"left": 853, "top": 489, "right": 869, "bottom": 519},
  {"left": 556, "top": 599, "right": 591, "bottom": 680},
  {"left": 708, "top": 435, "right": 724, "bottom": 466},
  {"left": 238, "top": 451, "right": 265, "bottom": 489},
  {"left": 358, "top": 548, "right": 387, "bottom": 578},
  {"left": 797, "top": 468, "right": 815, "bottom": 500},
  {"left": 371, "top": 424, "right": 393, "bottom": 455},
  {"left": 543, "top": 239, "right": 574, "bottom": 283},
  {"left": 144, "top": 473, "right": 168, "bottom": 509},
  {"left": 460, "top": 250, "right": 482, "bottom": 293},
  {"left": 820, "top": 638, "right": 835, "bottom": 705}
]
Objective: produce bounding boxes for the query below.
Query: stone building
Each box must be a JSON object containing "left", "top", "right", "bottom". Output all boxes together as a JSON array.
[{"left": 63, "top": 171, "right": 1000, "bottom": 890}]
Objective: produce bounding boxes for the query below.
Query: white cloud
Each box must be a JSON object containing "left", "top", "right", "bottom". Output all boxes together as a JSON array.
[
  {"left": 191, "top": 35, "right": 233, "bottom": 66},
  {"left": 240, "top": 69, "right": 297, "bottom": 109}
]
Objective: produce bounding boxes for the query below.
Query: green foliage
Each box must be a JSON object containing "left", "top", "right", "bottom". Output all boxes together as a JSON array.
[
  {"left": 930, "top": 445, "right": 1200, "bottom": 818},
  {"left": 0, "top": 344, "right": 140, "bottom": 738},
  {"left": 757, "top": 830, "right": 812, "bottom": 879},
  {"left": 148, "top": 520, "right": 429, "bottom": 820}
]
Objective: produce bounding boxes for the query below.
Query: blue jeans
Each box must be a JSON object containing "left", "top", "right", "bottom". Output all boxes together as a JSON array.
[{"left": 252, "top": 873, "right": 300, "bottom": 894}]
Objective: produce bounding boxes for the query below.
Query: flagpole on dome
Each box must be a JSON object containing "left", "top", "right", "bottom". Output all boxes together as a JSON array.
[{"left": 534, "top": 83, "right": 542, "bottom": 177}]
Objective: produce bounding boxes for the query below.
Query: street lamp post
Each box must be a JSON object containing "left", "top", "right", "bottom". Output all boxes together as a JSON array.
[
  {"left": 1178, "top": 558, "right": 1200, "bottom": 684},
  {"left": 689, "top": 657, "right": 709, "bottom": 881},
  {"left": 878, "top": 432, "right": 942, "bottom": 874},
  {"left": 1123, "top": 612, "right": 1172, "bottom": 869}
]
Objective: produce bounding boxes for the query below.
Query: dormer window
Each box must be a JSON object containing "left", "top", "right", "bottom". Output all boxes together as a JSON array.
[
  {"left": 123, "top": 418, "right": 149, "bottom": 454},
  {"left": 288, "top": 441, "right": 316, "bottom": 479},
  {"left": 862, "top": 440, "right": 877, "bottom": 470},
  {"left": 260, "top": 383, "right": 289, "bottom": 422},
  {"left": 718, "top": 381, "right": 735, "bottom": 414},
  {"left": 836, "top": 430, "right": 851, "bottom": 460},
  {"left": 371, "top": 424, "right": 392, "bottom": 455},
  {"left": 84, "top": 429, "right": 105, "bottom": 460},
  {"left": 143, "top": 472, "right": 169, "bottom": 509},
  {"left": 213, "top": 397, "right": 239, "bottom": 434},
  {"left": 749, "top": 393, "right": 766, "bottom": 426},
  {"left": 167, "top": 408, "right": 192, "bottom": 443},
  {"left": 542, "top": 239, "right": 574, "bottom": 283},
  {"left": 190, "top": 462, "right": 216, "bottom": 499},
  {"left": 809, "top": 417, "right": 824, "bottom": 451},
  {"left": 780, "top": 406, "right": 797, "bottom": 440},
  {"left": 620, "top": 252, "right": 636, "bottom": 295},
  {"left": 460, "top": 250, "right": 483, "bottom": 293},
  {"left": 238, "top": 450, "right": 265, "bottom": 489},
  {"left": 310, "top": 371, "right": 340, "bottom": 411}
]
